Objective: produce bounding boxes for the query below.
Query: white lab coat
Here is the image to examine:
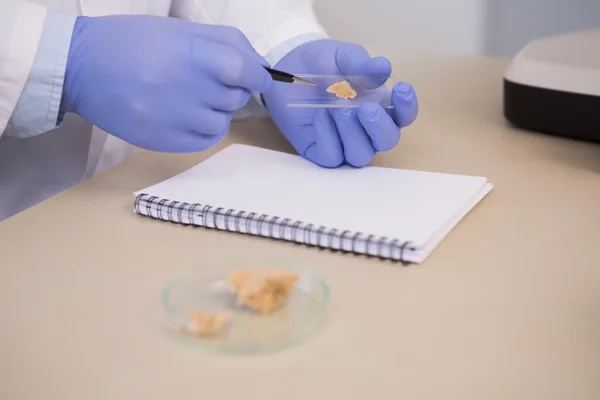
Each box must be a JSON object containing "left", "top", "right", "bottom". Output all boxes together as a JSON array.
[{"left": 0, "top": 0, "right": 327, "bottom": 221}]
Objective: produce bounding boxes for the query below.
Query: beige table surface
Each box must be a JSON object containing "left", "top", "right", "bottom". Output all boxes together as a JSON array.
[{"left": 1, "top": 53, "right": 600, "bottom": 399}]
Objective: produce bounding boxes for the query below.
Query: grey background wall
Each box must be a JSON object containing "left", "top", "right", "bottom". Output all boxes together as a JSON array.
[
  {"left": 482, "top": 0, "right": 600, "bottom": 56},
  {"left": 313, "top": 0, "right": 600, "bottom": 57}
]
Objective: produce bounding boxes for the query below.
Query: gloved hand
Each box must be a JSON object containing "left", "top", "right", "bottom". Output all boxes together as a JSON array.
[
  {"left": 62, "top": 15, "right": 272, "bottom": 152},
  {"left": 262, "top": 40, "right": 418, "bottom": 167}
]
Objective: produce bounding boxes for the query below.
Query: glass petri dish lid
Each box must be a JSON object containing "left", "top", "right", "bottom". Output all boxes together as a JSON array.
[{"left": 161, "top": 262, "right": 330, "bottom": 355}]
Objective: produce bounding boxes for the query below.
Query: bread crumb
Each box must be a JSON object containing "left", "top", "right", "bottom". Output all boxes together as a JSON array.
[
  {"left": 326, "top": 80, "right": 357, "bottom": 100},
  {"left": 228, "top": 269, "right": 299, "bottom": 314},
  {"left": 185, "top": 310, "right": 231, "bottom": 338}
]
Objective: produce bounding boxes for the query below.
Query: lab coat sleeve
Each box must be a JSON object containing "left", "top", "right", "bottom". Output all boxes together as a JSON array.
[
  {"left": 0, "top": 1, "right": 47, "bottom": 138},
  {"left": 6, "top": 10, "right": 76, "bottom": 139},
  {"left": 169, "top": 0, "right": 329, "bottom": 116}
]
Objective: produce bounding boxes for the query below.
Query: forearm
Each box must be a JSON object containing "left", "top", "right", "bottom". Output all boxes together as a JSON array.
[
  {"left": 4, "top": 9, "right": 76, "bottom": 139},
  {"left": 169, "top": 0, "right": 329, "bottom": 66},
  {"left": 0, "top": 0, "right": 47, "bottom": 137}
]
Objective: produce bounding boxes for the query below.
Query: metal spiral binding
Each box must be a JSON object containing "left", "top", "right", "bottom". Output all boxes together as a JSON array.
[{"left": 134, "top": 193, "right": 415, "bottom": 264}]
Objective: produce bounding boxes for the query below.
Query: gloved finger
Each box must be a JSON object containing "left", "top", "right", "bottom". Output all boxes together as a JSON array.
[
  {"left": 154, "top": 108, "right": 231, "bottom": 153},
  {"left": 334, "top": 42, "right": 392, "bottom": 90},
  {"left": 195, "top": 40, "right": 272, "bottom": 93},
  {"left": 387, "top": 82, "right": 419, "bottom": 128},
  {"left": 162, "top": 129, "right": 227, "bottom": 153},
  {"left": 357, "top": 102, "right": 400, "bottom": 152},
  {"left": 192, "top": 24, "right": 269, "bottom": 67},
  {"left": 302, "top": 109, "right": 344, "bottom": 168},
  {"left": 330, "top": 108, "right": 375, "bottom": 167},
  {"left": 202, "top": 80, "right": 252, "bottom": 112},
  {"left": 184, "top": 107, "right": 233, "bottom": 137}
]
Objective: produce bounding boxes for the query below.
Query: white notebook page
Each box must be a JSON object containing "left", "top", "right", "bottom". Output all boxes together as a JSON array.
[{"left": 136, "top": 144, "right": 490, "bottom": 248}]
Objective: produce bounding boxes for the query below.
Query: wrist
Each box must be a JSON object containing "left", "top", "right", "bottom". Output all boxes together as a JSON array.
[
  {"left": 266, "top": 33, "right": 330, "bottom": 69},
  {"left": 61, "top": 15, "right": 93, "bottom": 114}
]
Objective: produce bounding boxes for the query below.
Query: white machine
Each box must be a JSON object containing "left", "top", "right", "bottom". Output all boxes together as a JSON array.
[{"left": 503, "top": 28, "right": 600, "bottom": 143}]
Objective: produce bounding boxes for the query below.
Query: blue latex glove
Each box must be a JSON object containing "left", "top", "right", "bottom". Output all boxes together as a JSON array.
[
  {"left": 62, "top": 15, "right": 272, "bottom": 152},
  {"left": 262, "top": 40, "right": 418, "bottom": 167}
]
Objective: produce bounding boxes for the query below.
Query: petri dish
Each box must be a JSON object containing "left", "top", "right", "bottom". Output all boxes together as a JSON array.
[
  {"left": 161, "top": 262, "right": 330, "bottom": 355},
  {"left": 285, "top": 74, "right": 394, "bottom": 109}
]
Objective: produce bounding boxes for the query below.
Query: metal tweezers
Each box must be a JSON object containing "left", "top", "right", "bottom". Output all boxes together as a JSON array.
[{"left": 264, "top": 67, "right": 316, "bottom": 86}]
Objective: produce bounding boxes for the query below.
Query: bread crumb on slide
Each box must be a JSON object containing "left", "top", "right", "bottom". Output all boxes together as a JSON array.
[{"left": 326, "top": 80, "right": 357, "bottom": 100}]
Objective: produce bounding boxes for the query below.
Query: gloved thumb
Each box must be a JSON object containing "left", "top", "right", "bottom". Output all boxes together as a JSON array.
[
  {"left": 334, "top": 42, "right": 392, "bottom": 90},
  {"left": 389, "top": 82, "right": 419, "bottom": 128}
]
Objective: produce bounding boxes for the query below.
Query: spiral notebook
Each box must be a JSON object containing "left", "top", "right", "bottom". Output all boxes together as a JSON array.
[{"left": 133, "top": 144, "right": 493, "bottom": 264}]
